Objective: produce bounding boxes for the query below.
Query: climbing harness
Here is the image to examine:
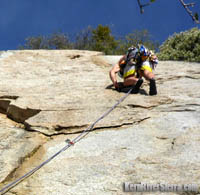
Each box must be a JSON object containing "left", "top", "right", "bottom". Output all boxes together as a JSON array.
[{"left": 0, "top": 86, "right": 135, "bottom": 194}]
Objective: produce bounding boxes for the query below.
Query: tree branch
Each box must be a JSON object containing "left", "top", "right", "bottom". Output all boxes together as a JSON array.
[
  {"left": 178, "top": 0, "right": 199, "bottom": 23},
  {"left": 137, "top": 0, "right": 151, "bottom": 13},
  {"left": 136, "top": 0, "right": 200, "bottom": 24}
]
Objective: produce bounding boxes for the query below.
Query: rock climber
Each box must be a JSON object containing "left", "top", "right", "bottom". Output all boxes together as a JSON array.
[{"left": 109, "top": 45, "right": 158, "bottom": 95}]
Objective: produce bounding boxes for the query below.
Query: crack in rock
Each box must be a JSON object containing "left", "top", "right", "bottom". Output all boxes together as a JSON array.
[
  {"left": 170, "top": 109, "right": 196, "bottom": 112},
  {"left": 127, "top": 104, "right": 152, "bottom": 109},
  {"left": 53, "top": 124, "right": 88, "bottom": 131},
  {"left": 159, "top": 104, "right": 200, "bottom": 112},
  {"left": 0, "top": 144, "right": 43, "bottom": 185},
  {"left": 156, "top": 136, "right": 169, "bottom": 140},
  {"left": 0, "top": 95, "right": 19, "bottom": 100},
  {"left": 24, "top": 117, "right": 151, "bottom": 137},
  {"left": 156, "top": 75, "right": 200, "bottom": 85}
]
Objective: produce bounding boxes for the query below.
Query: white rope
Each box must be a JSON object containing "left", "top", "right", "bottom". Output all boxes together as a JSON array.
[{"left": 0, "top": 87, "right": 134, "bottom": 194}]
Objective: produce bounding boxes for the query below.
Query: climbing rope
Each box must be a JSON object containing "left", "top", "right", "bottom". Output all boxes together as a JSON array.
[{"left": 0, "top": 86, "right": 134, "bottom": 194}]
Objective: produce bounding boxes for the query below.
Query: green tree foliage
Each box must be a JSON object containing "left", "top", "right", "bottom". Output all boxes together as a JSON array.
[
  {"left": 115, "top": 29, "right": 159, "bottom": 54},
  {"left": 19, "top": 25, "right": 159, "bottom": 55},
  {"left": 158, "top": 27, "right": 200, "bottom": 62},
  {"left": 74, "top": 26, "right": 93, "bottom": 50},
  {"left": 20, "top": 32, "right": 71, "bottom": 50},
  {"left": 20, "top": 35, "right": 49, "bottom": 49},
  {"left": 48, "top": 32, "right": 72, "bottom": 49},
  {"left": 91, "top": 24, "right": 118, "bottom": 55}
]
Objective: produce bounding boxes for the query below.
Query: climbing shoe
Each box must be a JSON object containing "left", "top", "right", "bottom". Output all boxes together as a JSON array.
[
  {"left": 149, "top": 78, "right": 157, "bottom": 95},
  {"left": 131, "top": 78, "right": 143, "bottom": 94}
]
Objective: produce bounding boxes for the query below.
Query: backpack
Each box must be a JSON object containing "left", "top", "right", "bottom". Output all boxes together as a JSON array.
[
  {"left": 119, "top": 47, "right": 141, "bottom": 77},
  {"left": 126, "top": 47, "right": 139, "bottom": 63}
]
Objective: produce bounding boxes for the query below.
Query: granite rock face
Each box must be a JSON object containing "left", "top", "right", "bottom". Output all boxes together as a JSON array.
[{"left": 0, "top": 50, "right": 200, "bottom": 195}]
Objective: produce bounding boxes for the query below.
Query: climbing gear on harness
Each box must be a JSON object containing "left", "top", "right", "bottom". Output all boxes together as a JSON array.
[
  {"left": 149, "top": 78, "right": 157, "bottom": 95},
  {"left": 0, "top": 85, "right": 135, "bottom": 194}
]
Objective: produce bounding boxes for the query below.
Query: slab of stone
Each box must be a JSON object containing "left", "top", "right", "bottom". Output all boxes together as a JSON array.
[
  {"left": 0, "top": 50, "right": 174, "bottom": 136},
  {"left": 0, "top": 50, "right": 200, "bottom": 195}
]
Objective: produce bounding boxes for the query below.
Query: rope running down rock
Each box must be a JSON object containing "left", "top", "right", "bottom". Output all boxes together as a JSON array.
[{"left": 0, "top": 86, "right": 134, "bottom": 194}]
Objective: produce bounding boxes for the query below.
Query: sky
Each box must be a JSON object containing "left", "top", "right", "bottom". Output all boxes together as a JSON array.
[{"left": 0, "top": 0, "right": 200, "bottom": 50}]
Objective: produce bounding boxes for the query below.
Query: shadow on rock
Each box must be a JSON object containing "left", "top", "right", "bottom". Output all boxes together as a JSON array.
[{"left": 105, "top": 83, "right": 148, "bottom": 95}]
